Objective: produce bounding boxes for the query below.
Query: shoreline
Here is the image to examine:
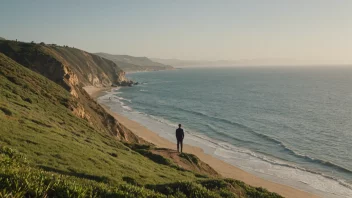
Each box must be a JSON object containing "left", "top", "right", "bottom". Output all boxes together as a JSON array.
[{"left": 84, "top": 86, "right": 318, "bottom": 198}]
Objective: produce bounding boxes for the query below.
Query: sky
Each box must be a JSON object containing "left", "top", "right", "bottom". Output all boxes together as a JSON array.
[{"left": 1, "top": 0, "right": 352, "bottom": 64}]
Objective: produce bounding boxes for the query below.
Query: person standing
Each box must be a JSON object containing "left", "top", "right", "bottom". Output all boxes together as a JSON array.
[{"left": 176, "top": 124, "right": 184, "bottom": 153}]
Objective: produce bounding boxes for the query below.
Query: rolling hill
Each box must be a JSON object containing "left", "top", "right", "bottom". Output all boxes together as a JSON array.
[{"left": 95, "top": 53, "right": 173, "bottom": 72}]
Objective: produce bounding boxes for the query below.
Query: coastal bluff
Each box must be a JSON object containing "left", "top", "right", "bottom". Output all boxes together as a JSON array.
[
  {"left": 0, "top": 40, "right": 138, "bottom": 142},
  {"left": 0, "top": 40, "right": 297, "bottom": 197}
]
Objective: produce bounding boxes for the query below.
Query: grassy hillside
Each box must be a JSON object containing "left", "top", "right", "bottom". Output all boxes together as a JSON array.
[
  {"left": 0, "top": 40, "right": 141, "bottom": 143},
  {"left": 0, "top": 52, "right": 197, "bottom": 184},
  {"left": 95, "top": 53, "right": 173, "bottom": 72},
  {"left": 0, "top": 37, "right": 5, "bottom": 40},
  {"left": 0, "top": 53, "right": 195, "bottom": 189},
  {"left": 0, "top": 53, "right": 282, "bottom": 197}
]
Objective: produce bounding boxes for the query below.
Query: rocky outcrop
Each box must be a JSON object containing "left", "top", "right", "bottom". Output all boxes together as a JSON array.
[{"left": 115, "top": 70, "right": 134, "bottom": 86}]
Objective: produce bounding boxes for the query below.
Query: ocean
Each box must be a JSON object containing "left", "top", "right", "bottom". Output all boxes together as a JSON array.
[{"left": 98, "top": 67, "right": 352, "bottom": 198}]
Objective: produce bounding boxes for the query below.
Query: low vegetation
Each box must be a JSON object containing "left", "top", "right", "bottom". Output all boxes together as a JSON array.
[
  {"left": 0, "top": 51, "right": 283, "bottom": 197},
  {"left": 0, "top": 146, "right": 282, "bottom": 198}
]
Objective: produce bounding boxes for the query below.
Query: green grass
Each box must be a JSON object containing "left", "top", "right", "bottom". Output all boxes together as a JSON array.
[
  {"left": 0, "top": 146, "right": 282, "bottom": 198},
  {"left": 179, "top": 153, "right": 200, "bottom": 165},
  {"left": 0, "top": 51, "right": 283, "bottom": 197},
  {"left": 0, "top": 53, "right": 197, "bottom": 185},
  {"left": 0, "top": 146, "right": 166, "bottom": 198}
]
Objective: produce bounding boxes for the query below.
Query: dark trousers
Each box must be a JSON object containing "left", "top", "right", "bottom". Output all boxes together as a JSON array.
[{"left": 177, "top": 139, "right": 183, "bottom": 153}]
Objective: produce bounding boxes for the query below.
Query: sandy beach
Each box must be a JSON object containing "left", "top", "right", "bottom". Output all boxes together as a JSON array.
[
  {"left": 84, "top": 86, "right": 319, "bottom": 198},
  {"left": 84, "top": 86, "right": 112, "bottom": 99}
]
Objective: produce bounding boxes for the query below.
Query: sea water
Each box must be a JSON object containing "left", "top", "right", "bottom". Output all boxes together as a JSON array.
[{"left": 98, "top": 67, "right": 352, "bottom": 198}]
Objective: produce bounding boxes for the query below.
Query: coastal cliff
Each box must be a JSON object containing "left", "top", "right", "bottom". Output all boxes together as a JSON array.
[
  {"left": 0, "top": 41, "right": 283, "bottom": 197},
  {"left": 0, "top": 40, "right": 138, "bottom": 142},
  {"left": 0, "top": 41, "right": 134, "bottom": 93}
]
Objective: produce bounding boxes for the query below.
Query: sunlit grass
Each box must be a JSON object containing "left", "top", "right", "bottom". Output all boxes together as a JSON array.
[{"left": 0, "top": 49, "right": 283, "bottom": 197}]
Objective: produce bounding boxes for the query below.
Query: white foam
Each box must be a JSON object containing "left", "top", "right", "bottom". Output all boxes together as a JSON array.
[
  {"left": 116, "top": 96, "right": 132, "bottom": 103},
  {"left": 98, "top": 94, "right": 352, "bottom": 198},
  {"left": 212, "top": 147, "right": 352, "bottom": 198},
  {"left": 97, "top": 90, "right": 134, "bottom": 112},
  {"left": 122, "top": 105, "right": 133, "bottom": 111}
]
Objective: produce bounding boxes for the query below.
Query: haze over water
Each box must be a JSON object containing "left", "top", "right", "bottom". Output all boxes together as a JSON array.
[{"left": 100, "top": 67, "right": 352, "bottom": 197}]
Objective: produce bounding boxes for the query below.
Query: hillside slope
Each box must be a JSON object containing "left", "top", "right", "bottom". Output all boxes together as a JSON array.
[
  {"left": 95, "top": 53, "right": 173, "bottom": 72},
  {"left": 0, "top": 41, "right": 133, "bottom": 91},
  {"left": 0, "top": 52, "right": 196, "bottom": 187},
  {"left": 0, "top": 40, "right": 140, "bottom": 142},
  {"left": 0, "top": 53, "right": 282, "bottom": 198}
]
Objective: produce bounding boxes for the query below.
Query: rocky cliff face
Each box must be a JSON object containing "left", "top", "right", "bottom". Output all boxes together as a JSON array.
[
  {"left": 0, "top": 40, "right": 142, "bottom": 143},
  {"left": 0, "top": 41, "right": 132, "bottom": 91},
  {"left": 42, "top": 46, "right": 133, "bottom": 88}
]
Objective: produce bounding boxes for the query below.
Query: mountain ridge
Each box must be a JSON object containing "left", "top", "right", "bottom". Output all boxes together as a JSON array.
[{"left": 96, "top": 52, "right": 173, "bottom": 72}]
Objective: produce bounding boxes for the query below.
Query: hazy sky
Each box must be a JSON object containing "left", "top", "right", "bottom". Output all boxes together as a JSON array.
[{"left": 1, "top": 0, "right": 352, "bottom": 63}]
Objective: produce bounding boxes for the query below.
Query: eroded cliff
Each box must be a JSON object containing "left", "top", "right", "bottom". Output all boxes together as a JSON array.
[{"left": 0, "top": 40, "right": 140, "bottom": 143}]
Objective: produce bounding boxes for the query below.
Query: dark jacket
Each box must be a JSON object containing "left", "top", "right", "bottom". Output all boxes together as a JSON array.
[{"left": 176, "top": 128, "right": 184, "bottom": 140}]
